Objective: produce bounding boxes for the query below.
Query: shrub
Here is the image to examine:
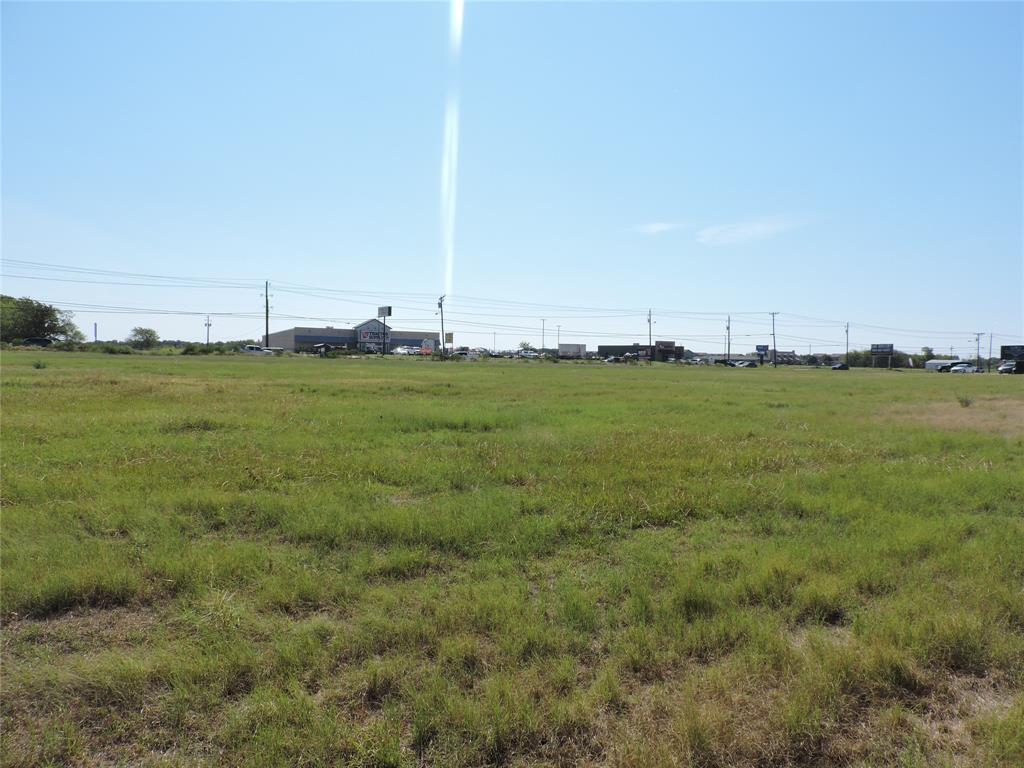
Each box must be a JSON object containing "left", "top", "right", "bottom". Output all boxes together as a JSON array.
[
  {"left": 99, "top": 343, "right": 133, "bottom": 355},
  {"left": 32, "top": 360, "right": 46, "bottom": 369}
]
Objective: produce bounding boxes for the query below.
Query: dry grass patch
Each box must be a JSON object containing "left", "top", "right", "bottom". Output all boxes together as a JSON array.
[
  {"left": 915, "top": 672, "right": 1017, "bottom": 756},
  {"left": 886, "top": 397, "right": 1024, "bottom": 438},
  {"left": 2, "top": 605, "right": 164, "bottom": 660}
]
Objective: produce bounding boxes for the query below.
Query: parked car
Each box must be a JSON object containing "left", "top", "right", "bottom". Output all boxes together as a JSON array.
[
  {"left": 831, "top": 363, "right": 849, "bottom": 370},
  {"left": 949, "top": 363, "right": 979, "bottom": 374},
  {"left": 604, "top": 356, "right": 622, "bottom": 364},
  {"left": 735, "top": 360, "right": 758, "bottom": 368},
  {"left": 242, "top": 344, "right": 273, "bottom": 356},
  {"left": 997, "top": 360, "right": 1024, "bottom": 374}
]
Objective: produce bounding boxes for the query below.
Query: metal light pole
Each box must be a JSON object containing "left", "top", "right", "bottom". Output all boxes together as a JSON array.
[{"left": 541, "top": 319, "right": 545, "bottom": 352}]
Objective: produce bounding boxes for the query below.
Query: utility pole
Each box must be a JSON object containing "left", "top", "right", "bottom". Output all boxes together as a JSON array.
[
  {"left": 648, "top": 309, "right": 653, "bottom": 364},
  {"left": 493, "top": 331, "right": 496, "bottom": 354},
  {"left": 988, "top": 333, "right": 993, "bottom": 373},
  {"left": 93, "top": 322, "right": 97, "bottom": 343},
  {"left": 974, "top": 332, "right": 983, "bottom": 370},
  {"left": 726, "top": 317, "right": 733, "bottom": 362},
  {"left": 541, "top": 319, "right": 545, "bottom": 353},
  {"left": 770, "top": 312, "right": 779, "bottom": 367},
  {"left": 263, "top": 281, "right": 270, "bottom": 348},
  {"left": 205, "top": 315, "right": 212, "bottom": 346},
  {"left": 438, "top": 295, "right": 446, "bottom": 357},
  {"left": 556, "top": 325, "right": 561, "bottom": 353},
  {"left": 845, "top": 323, "right": 849, "bottom": 365}
]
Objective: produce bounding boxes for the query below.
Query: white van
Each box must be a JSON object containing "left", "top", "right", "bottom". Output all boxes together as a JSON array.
[{"left": 243, "top": 344, "right": 274, "bottom": 356}]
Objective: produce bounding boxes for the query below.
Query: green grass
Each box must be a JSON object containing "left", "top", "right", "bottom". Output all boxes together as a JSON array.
[{"left": 2, "top": 351, "right": 1022, "bottom": 766}]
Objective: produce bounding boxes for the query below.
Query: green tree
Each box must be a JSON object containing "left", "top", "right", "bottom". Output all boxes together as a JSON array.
[
  {"left": 518, "top": 341, "right": 537, "bottom": 352},
  {"left": 921, "top": 346, "right": 935, "bottom": 359},
  {"left": 127, "top": 327, "right": 160, "bottom": 350},
  {"left": 0, "top": 295, "right": 83, "bottom": 342}
]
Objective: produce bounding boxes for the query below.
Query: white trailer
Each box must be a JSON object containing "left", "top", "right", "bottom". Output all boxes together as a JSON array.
[{"left": 558, "top": 343, "right": 586, "bottom": 359}]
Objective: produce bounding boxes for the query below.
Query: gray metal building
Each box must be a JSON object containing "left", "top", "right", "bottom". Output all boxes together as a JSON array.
[{"left": 267, "top": 320, "right": 439, "bottom": 353}]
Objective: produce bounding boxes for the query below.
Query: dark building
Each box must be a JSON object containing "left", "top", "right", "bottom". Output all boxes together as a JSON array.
[{"left": 597, "top": 341, "right": 684, "bottom": 362}]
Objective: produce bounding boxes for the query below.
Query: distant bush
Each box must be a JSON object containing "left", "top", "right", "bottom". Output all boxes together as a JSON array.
[
  {"left": 98, "top": 343, "right": 133, "bottom": 355},
  {"left": 32, "top": 360, "right": 46, "bottom": 369},
  {"left": 956, "top": 394, "right": 973, "bottom": 408}
]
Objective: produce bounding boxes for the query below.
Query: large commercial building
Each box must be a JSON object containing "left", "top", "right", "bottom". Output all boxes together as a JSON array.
[
  {"left": 267, "top": 319, "right": 439, "bottom": 353},
  {"left": 597, "top": 341, "right": 685, "bottom": 362}
]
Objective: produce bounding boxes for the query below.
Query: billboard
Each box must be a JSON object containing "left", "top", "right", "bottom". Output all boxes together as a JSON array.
[
  {"left": 444, "top": 332, "right": 454, "bottom": 344},
  {"left": 1001, "top": 345, "right": 1024, "bottom": 361},
  {"left": 870, "top": 344, "right": 894, "bottom": 355},
  {"left": 377, "top": 305, "right": 392, "bottom": 317},
  {"left": 756, "top": 344, "right": 769, "bottom": 354}
]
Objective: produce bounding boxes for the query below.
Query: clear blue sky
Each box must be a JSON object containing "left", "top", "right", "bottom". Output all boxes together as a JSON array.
[{"left": 3, "top": 1, "right": 1022, "bottom": 356}]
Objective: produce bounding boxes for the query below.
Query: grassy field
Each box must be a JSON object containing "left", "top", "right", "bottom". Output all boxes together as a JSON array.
[{"left": 2, "top": 351, "right": 1022, "bottom": 767}]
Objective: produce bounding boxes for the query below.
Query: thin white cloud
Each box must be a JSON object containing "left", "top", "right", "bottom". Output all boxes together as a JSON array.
[
  {"left": 696, "top": 216, "right": 798, "bottom": 246},
  {"left": 635, "top": 221, "right": 681, "bottom": 236}
]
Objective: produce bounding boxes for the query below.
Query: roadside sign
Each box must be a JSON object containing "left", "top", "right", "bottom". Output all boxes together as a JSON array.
[
  {"left": 756, "top": 344, "right": 769, "bottom": 354},
  {"left": 445, "top": 332, "right": 454, "bottom": 344},
  {"left": 1000, "top": 345, "right": 1024, "bottom": 361},
  {"left": 377, "top": 306, "right": 392, "bottom": 318},
  {"left": 870, "top": 344, "right": 894, "bottom": 354}
]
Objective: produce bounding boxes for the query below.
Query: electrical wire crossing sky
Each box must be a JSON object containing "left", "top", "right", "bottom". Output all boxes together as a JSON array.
[{"left": 2, "top": 259, "right": 1017, "bottom": 358}]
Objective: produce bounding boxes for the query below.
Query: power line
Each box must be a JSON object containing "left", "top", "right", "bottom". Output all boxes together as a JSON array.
[{"left": 8, "top": 256, "right": 1018, "bottom": 349}]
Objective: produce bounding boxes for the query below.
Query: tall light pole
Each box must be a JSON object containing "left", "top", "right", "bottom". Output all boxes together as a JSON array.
[
  {"left": 541, "top": 319, "right": 545, "bottom": 352},
  {"left": 974, "top": 332, "right": 983, "bottom": 370},
  {"left": 556, "top": 325, "right": 561, "bottom": 351},
  {"left": 845, "top": 322, "right": 849, "bottom": 365},
  {"left": 988, "top": 333, "right": 993, "bottom": 372},
  {"left": 438, "top": 295, "right": 446, "bottom": 357},
  {"left": 205, "top": 315, "right": 212, "bottom": 346}
]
